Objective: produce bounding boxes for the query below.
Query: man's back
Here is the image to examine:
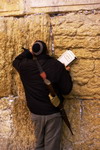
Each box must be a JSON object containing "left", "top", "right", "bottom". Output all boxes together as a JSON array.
[{"left": 13, "top": 52, "right": 72, "bottom": 115}]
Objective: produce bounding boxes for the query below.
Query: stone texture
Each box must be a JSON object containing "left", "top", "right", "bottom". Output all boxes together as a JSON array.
[
  {"left": 0, "top": 14, "right": 51, "bottom": 98},
  {"left": 0, "top": 14, "right": 51, "bottom": 149},
  {"left": 27, "top": 0, "right": 100, "bottom": 7},
  {"left": 0, "top": 0, "right": 24, "bottom": 16},
  {"left": 0, "top": 1, "right": 100, "bottom": 150},
  {"left": 26, "top": 0, "right": 100, "bottom": 14},
  {"left": 50, "top": 12, "right": 100, "bottom": 149},
  {"left": 0, "top": 96, "right": 35, "bottom": 150},
  {"left": 0, "top": 0, "right": 100, "bottom": 16},
  {"left": 61, "top": 98, "right": 100, "bottom": 150},
  {"left": 80, "top": 100, "right": 100, "bottom": 150},
  {"left": 51, "top": 12, "right": 100, "bottom": 99}
]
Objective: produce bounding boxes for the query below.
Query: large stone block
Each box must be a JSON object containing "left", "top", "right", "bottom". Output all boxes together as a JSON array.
[
  {"left": 0, "top": 0, "right": 100, "bottom": 16},
  {"left": 95, "top": 60, "right": 100, "bottom": 76},
  {"left": 51, "top": 13, "right": 100, "bottom": 50},
  {"left": 77, "top": 24, "right": 100, "bottom": 36},
  {"left": 0, "top": 14, "right": 51, "bottom": 98},
  {"left": 54, "top": 35, "right": 100, "bottom": 49},
  {"left": 62, "top": 98, "right": 100, "bottom": 150},
  {"left": 0, "top": 96, "right": 35, "bottom": 150},
  {"left": 80, "top": 100, "right": 100, "bottom": 150},
  {"left": 25, "top": 0, "right": 100, "bottom": 14},
  {"left": 0, "top": 17, "right": 14, "bottom": 97},
  {"left": 62, "top": 99, "right": 81, "bottom": 150},
  {"left": 50, "top": 13, "right": 100, "bottom": 98},
  {"left": 0, "top": 0, "right": 24, "bottom": 16}
]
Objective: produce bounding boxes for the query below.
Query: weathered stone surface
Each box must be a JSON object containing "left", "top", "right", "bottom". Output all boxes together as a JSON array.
[
  {"left": 0, "top": 0, "right": 100, "bottom": 16},
  {"left": 71, "top": 59, "right": 99, "bottom": 96},
  {"left": 0, "top": 0, "right": 24, "bottom": 16},
  {"left": 51, "top": 13, "right": 100, "bottom": 59},
  {"left": 62, "top": 98, "right": 100, "bottom": 150},
  {"left": 54, "top": 36, "right": 100, "bottom": 49},
  {"left": 26, "top": 0, "right": 100, "bottom": 14},
  {"left": 0, "top": 1, "right": 100, "bottom": 150},
  {"left": 50, "top": 12, "right": 100, "bottom": 149},
  {"left": 0, "top": 17, "right": 13, "bottom": 97},
  {"left": 0, "top": 14, "right": 50, "bottom": 98},
  {"left": 0, "top": 14, "right": 51, "bottom": 149},
  {"left": 0, "top": 96, "right": 35, "bottom": 150},
  {"left": 95, "top": 60, "right": 100, "bottom": 75},
  {"left": 51, "top": 13, "right": 100, "bottom": 99},
  {"left": 27, "top": 0, "right": 100, "bottom": 7},
  {"left": 80, "top": 100, "right": 100, "bottom": 150}
]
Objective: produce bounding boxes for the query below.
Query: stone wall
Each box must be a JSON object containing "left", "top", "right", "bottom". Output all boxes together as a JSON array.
[
  {"left": 0, "top": 1, "right": 100, "bottom": 150},
  {"left": 50, "top": 12, "right": 100, "bottom": 150}
]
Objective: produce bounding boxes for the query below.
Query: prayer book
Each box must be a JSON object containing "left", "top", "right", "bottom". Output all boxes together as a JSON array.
[{"left": 58, "top": 50, "right": 77, "bottom": 66}]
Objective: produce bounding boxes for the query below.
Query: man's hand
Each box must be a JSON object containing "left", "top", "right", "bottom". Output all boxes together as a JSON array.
[
  {"left": 63, "top": 63, "right": 70, "bottom": 71},
  {"left": 66, "top": 66, "right": 70, "bottom": 71}
]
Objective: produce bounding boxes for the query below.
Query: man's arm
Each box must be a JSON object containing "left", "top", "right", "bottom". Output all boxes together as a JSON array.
[
  {"left": 55, "top": 65, "right": 73, "bottom": 96},
  {"left": 12, "top": 49, "right": 33, "bottom": 72}
]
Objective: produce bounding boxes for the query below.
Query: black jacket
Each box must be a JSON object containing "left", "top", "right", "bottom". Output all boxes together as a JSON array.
[{"left": 13, "top": 50, "right": 73, "bottom": 115}]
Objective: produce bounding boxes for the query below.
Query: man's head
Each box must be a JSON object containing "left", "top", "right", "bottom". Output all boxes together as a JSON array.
[{"left": 32, "top": 40, "right": 48, "bottom": 56}]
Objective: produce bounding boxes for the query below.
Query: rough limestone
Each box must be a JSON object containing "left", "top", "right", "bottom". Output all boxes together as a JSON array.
[{"left": 0, "top": 0, "right": 100, "bottom": 150}]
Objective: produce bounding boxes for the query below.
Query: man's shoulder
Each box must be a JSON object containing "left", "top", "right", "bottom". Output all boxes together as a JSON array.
[
  {"left": 46, "top": 57, "right": 65, "bottom": 74},
  {"left": 49, "top": 56, "right": 64, "bottom": 67}
]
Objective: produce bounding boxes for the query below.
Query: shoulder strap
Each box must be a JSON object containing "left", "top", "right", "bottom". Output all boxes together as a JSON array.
[{"left": 35, "top": 58, "right": 55, "bottom": 97}]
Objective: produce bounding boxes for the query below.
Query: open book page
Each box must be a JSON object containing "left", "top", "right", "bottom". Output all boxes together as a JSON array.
[{"left": 57, "top": 50, "right": 77, "bottom": 66}]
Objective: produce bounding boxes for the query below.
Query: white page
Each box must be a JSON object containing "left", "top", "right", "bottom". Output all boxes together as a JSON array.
[{"left": 58, "top": 50, "right": 76, "bottom": 66}]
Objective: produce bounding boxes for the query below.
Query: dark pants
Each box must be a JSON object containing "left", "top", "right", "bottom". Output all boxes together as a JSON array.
[{"left": 31, "top": 112, "right": 62, "bottom": 150}]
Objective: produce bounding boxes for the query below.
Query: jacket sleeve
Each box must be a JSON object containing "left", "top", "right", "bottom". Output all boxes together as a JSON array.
[
  {"left": 12, "top": 49, "right": 33, "bottom": 72},
  {"left": 54, "top": 65, "right": 73, "bottom": 96}
]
